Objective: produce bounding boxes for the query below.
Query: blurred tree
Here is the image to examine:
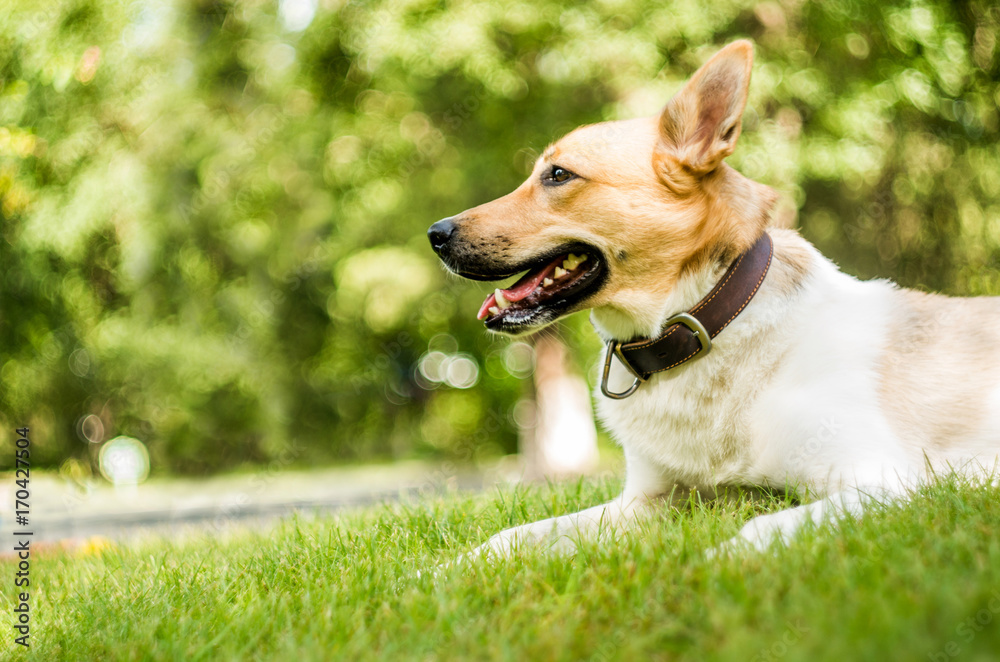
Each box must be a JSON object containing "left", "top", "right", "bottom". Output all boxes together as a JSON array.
[{"left": 1, "top": 0, "right": 998, "bottom": 474}]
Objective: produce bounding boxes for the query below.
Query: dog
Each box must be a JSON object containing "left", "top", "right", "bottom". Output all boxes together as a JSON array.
[{"left": 427, "top": 40, "right": 1000, "bottom": 558}]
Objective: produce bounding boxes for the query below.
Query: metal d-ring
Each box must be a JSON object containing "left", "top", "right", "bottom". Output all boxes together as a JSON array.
[
  {"left": 599, "top": 313, "right": 711, "bottom": 400},
  {"left": 600, "top": 341, "right": 646, "bottom": 400}
]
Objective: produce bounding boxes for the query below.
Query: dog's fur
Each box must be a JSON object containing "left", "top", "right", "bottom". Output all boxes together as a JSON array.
[{"left": 432, "top": 41, "right": 1000, "bottom": 557}]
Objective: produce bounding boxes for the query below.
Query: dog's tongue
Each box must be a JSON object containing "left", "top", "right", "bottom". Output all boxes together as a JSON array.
[{"left": 476, "top": 263, "right": 554, "bottom": 320}]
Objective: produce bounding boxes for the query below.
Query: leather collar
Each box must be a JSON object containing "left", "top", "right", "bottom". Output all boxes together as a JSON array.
[{"left": 600, "top": 232, "right": 774, "bottom": 399}]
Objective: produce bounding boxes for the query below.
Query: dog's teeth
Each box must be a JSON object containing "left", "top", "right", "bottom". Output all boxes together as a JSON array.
[
  {"left": 554, "top": 267, "right": 568, "bottom": 278},
  {"left": 562, "top": 253, "right": 587, "bottom": 271},
  {"left": 542, "top": 278, "right": 554, "bottom": 287},
  {"left": 488, "top": 306, "right": 500, "bottom": 315},
  {"left": 494, "top": 289, "right": 511, "bottom": 309}
]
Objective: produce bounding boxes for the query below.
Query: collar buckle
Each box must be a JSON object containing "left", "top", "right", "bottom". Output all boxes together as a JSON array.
[{"left": 664, "top": 312, "right": 713, "bottom": 356}]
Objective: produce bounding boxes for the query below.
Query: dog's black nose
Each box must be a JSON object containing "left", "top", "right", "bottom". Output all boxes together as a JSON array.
[{"left": 428, "top": 217, "right": 456, "bottom": 254}]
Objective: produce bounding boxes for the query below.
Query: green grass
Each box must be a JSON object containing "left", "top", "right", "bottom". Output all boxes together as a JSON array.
[{"left": 5, "top": 475, "right": 1000, "bottom": 661}]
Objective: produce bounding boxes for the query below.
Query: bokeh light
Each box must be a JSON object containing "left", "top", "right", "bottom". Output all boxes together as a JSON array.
[
  {"left": 418, "top": 351, "right": 480, "bottom": 389},
  {"left": 76, "top": 414, "right": 105, "bottom": 444},
  {"left": 99, "top": 436, "right": 151, "bottom": 486}
]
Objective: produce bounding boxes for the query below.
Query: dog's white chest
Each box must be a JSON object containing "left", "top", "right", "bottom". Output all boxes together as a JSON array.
[{"left": 595, "top": 354, "right": 761, "bottom": 486}]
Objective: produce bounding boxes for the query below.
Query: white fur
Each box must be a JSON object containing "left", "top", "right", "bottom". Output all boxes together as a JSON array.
[{"left": 468, "top": 229, "right": 1000, "bottom": 559}]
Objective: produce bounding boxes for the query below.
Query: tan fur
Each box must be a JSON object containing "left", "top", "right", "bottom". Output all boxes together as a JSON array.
[
  {"left": 878, "top": 289, "right": 1000, "bottom": 458},
  {"left": 762, "top": 229, "right": 814, "bottom": 297}
]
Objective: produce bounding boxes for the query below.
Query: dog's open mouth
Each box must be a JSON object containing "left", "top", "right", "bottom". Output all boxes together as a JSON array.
[{"left": 475, "top": 247, "right": 605, "bottom": 331}]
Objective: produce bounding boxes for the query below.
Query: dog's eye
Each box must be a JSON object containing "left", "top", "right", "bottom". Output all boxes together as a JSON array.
[{"left": 542, "top": 166, "right": 577, "bottom": 186}]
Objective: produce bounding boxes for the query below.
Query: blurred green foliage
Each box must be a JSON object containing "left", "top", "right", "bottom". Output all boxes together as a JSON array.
[{"left": 1, "top": 0, "right": 998, "bottom": 474}]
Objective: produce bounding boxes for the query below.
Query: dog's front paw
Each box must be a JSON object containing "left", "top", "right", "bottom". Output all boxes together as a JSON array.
[
  {"left": 418, "top": 533, "right": 519, "bottom": 579},
  {"left": 468, "top": 530, "right": 520, "bottom": 562},
  {"left": 734, "top": 509, "right": 799, "bottom": 550},
  {"left": 706, "top": 511, "right": 799, "bottom": 559}
]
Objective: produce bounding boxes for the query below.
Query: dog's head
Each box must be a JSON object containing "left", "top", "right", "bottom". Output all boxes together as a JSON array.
[{"left": 428, "top": 40, "right": 775, "bottom": 337}]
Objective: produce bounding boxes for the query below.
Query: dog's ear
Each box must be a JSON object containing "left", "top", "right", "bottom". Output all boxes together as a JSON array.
[{"left": 654, "top": 40, "right": 753, "bottom": 192}]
